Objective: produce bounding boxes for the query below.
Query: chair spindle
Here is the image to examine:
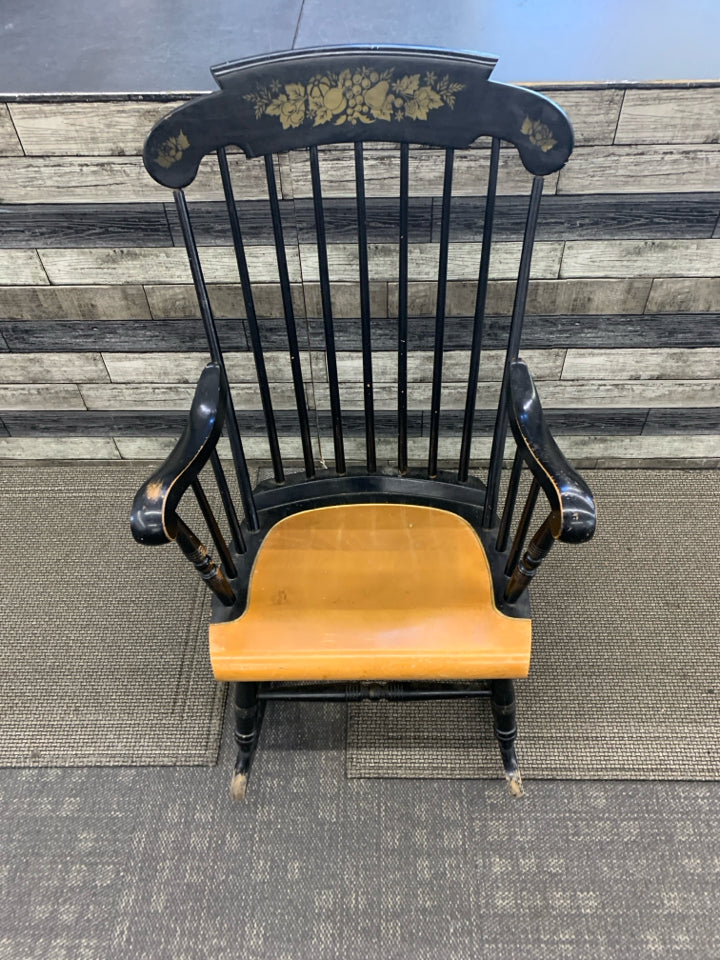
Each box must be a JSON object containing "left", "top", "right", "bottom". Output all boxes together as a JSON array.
[
  {"left": 191, "top": 477, "right": 237, "bottom": 578},
  {"left": 217, "top": 148, "right": 284, "bottom": 483},
  {"left": 174, "top": 516, "right": 236, "bottom": 606},
  {"left": 427, "top": 147, "right": 454, "bottom": 478},
  {"left": 264, "top": 155, "right": 315, "bottom": 478},
  {"left": 505, "top": 474, "right": 540, "bottom": 576},
  {"left": 482, "top": 176, "right": 544, "bottom": 528},
  {"left": 496, "top": 445, "right": 524, "bottom": 553},
  {"left": 504, "top": 513, "right": 555, "bottom": 604},
  {"left": 458, "top": 136, "right": 500, "bottom": 482},
  {"left": 397, "top": 142, "right": 410, "bottom": 475},
  {"left": 210, "top": 449, "right": 246, "bottom": 554},
  {"left": 354, "top": 142, "right": 376, "bottom": 473},
  {"left": 174, "top": 189, "right": 259, "bottom": 534},
  {"left": 310, "top": 146, "right": 346, "bottom": 474}
]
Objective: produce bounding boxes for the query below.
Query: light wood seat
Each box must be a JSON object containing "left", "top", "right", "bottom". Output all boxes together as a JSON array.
[{"left": 210, "top": 503, "right": 532, "bottom": 682}]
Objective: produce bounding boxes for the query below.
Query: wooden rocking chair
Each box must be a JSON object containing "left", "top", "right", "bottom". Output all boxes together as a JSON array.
[{"left": 130, "top": 45, "right": 597, "bottom": 799}]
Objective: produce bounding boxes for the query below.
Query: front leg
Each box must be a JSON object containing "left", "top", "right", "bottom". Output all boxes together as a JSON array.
[
  {"left": 490, "top": 679, "right": 524, "bottom": 797},
  {"left": 231, "top": 681, "right": 265, "bottom": 800}
]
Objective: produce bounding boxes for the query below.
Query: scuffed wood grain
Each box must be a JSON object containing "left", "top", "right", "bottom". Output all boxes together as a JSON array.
[
  {"left": 557, "top": 146, "right": 720, "bottom": 194},
  {"left": 0, "top": 105, "right": 23, "bottom": 157},
  {"left": 615, "top": 89, "right": 720, "bottom": 145},
  {"left": 0, "top": 250, "right": 48, "bottom": 285},
  {"left": 561, "top": 239, "right": 720, "bottom": 278},
  {"left": 0, "top": 284, "right": 151, "bottom": 320},
  {"left": 562, "top": 348, "right": 720, "bottom": 380}
]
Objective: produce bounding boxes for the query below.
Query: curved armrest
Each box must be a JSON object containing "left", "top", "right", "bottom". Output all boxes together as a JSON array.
[
  {"left": 508, "top": 359, "right": 596, "bottom": 544},
  {"left": 130, "top": 363, "right": 227, "bottom": 546}
]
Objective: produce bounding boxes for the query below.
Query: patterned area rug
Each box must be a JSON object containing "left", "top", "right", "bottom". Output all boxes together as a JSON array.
[
  {"left": 347, "top": 470, "right": 720, "bottom": 780},
  {"left": 0, "top": 463, "right": 233, "bottom": 766}
]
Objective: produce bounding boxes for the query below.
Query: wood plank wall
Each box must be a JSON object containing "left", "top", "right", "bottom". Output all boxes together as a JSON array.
[{"left": 0, "top": 85, "right": 719, "bottom": 466}]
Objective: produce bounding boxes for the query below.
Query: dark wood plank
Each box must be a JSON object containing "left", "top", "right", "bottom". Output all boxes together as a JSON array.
[
  {"left": 643, "top": 408, "right": 720, "bottom": 434},
  {"left": 294, "top": 197, "right": 432, "bottom": 244},
  {"left": 0, "top": 331, "right": 8, "bottom": 351},
  {"left": 165, "top": 200, "right": 297, "bottom": 246},
  {"left": 433, "top": 409, "right": 648, "bottom": 436},
  {"left": 0, "top": 203, "right": 172, "bottom": 248},
  {"left": 0, "top": 417, "right": 8, "bottom": 437},
  {"left": 302, "top": 314, "right": 720, "bottom": 352},
  {"left": 436, "top": 193, "right": 720, "bottom": 242},
  {"left": 0, "top": 319, "right": 248, "bottom": 352}
]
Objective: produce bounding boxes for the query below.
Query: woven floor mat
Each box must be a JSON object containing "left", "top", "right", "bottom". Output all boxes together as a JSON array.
[
  {"left": 0, "top": 462, "right": 240, "bottom": 767},
  {"left": 347, "top": 470, "right": 720, "bottom": 780}
]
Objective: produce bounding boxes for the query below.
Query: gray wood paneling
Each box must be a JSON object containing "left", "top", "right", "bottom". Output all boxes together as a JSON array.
[
  {"left": 0, "top": 417, "right": 7, "bottom": 436},
  {"left": 534, "top": 88, "right": 624, "bottom": 146},
  {"left": 8, "top": 101, "right": 185, "bottom": 156},
  {"left": 165, "top": 199, "right": 297, "bottom": 246},
  {"left": 534, "top": 379, "right": 720, "bottom": 409},
  {"left": 615, "top": 89, "right": 720, "bottom": 145},
  {"left": 0, "top": 437, "right": 120, "bottom": 458},
  {"left": 0, "top": 352, "right": 108, "bottom": 383},
  {"left": 0, "top": 250, "right": 48, "bottom": 285},
  {"left": 643, "top": 408, "right": 720, "bottom": 434},
  {"left": 440, "top": 194, "right": 720, "bottom": 242},
  {"left": 0, "top": 384, "right": 87, "bottom": 410},
  {"left": 561, "top": 239, "right": 720, "bottom": 279},
  {"left": 645, "top": 278, "right": 720, "bottom": 314},
  {"left": 0, "top": 105, "right": 23, "bottom": 157},
  {"left": 80, "top": 381, "right": 300, "bottom": 411},
  {"left": 0, "top": 153, "right": 274, "bottom": 203},
  {"left": 0, "top": 284, "right": 151, "bottom": 320},
  {"left": 299, "top": 241, "right": 563, "bottom": 282},
  {"left": 0, "top": 319, "right": 242, "bottom": 353},
  {"left": 562, "top": 348, "right": 720, "bottom": 380},
  {"left": 0, "top": 203, "right": 172, "bottom": 248},
  {"left": 557, "top": 146, "right": 720, "bottom": 194},
  {"left": 144, "top": 283, "right": 305, "bottom": 321},
  {"left": 555, "top": 435, "right": 720, "bottom": 459},
  {"left": 387, "top": 278, "right": 653, "bottom": 317},
  {"left": 38, "top": 245, "right": 302, "bottom": 285},
  {"left": 101, "top": 351, "right": 323, "bottom": 384},
  {"left": 332, "top": 348, "right": 566, "bottom": 383}
]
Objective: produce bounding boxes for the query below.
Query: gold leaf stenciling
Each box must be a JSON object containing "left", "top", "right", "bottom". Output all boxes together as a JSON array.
[
  {"left": 156, "top": 131, "right": 190, "bottom": 168},
  {"left": 521, "top": 116, "right": 556, "bottom": 153},
  {"left": 245, "top": 68, "right": 464, "bottom": 129}
]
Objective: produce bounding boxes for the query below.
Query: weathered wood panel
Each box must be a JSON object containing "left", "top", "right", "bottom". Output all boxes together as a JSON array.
[
  {"left": 533, "top": 88, "right": 624, "bottom": 146},
  {"left": 0, "top": 437, "right": 120, "bottom": 458},
  {"left": 101, "top": 351, "right": 324, "bottom": 384},
  {"left": 557, "top": 146, "right": 720, "bottom": 194},
  {"left": 0, "top": 384, "right": 86, "bottom": 410},
  {"left": 165, "top": 198, "right": 297, "bottom": 246},
  {"left": 562, "top": 348, "right": 720, "bottom": 380},
  {"left": 615, "top": 89, "right": 720, "bottom": 145},
  {"left": 0, "top": 203, "right": 172, "bottom": 247},
  {"left": 80, "top": 381, "right": 301, "bottom": 411},
  {"left": 561, "top": 239, "right": 720, "bottom": 278},
  {"left": 0, "top": 153, "right": 274, "bottom": 203},
  {"left": 645, "top": 278, "right": 720, "bottom": 314},
  {"left": 8, "top": 101, "right": 185, "bottom": 156},
  {"left": 144, "top": 282, "right": 305, "bottom": 321},
  {"left": 299, "top": 241, "right": 563, "bottom": 282},
  {"left": 387, "top": 278, "right": 652, "bottom": 317},
  {"left": 332, "top": 348, "right": 566, "bottom": 383},
  {"left": 0, "top": 250, "right": 48, "bottom": 285},
  {"left": 0, "top": 284, "right": 151, "bottom": 320},
  {"left": 0, "top": 352, "right": 109, "bottom": 383},
  {"left": 1, "top": 319, "right": 243, "bottom": 353},
  {"left": 38, "top": 245, "right": 302, "bottom": 285},
  {"left": 0, "top": 105, "right": 23, "bottom": 157},
  {"left": 643, "top": 408, "right": 720, "bottom": 434}
]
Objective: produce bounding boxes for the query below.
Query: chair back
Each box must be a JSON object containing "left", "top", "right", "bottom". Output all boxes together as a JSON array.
[{"left": 143, "top": 45, "right": 574, "bottom": 534}]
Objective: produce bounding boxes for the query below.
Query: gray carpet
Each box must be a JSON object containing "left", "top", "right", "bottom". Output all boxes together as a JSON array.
[
  {"left": 1, "top": 701, "right": 719, "bottom": 960},
  {"left": 0, "top": 463, "right": 227, "bottom": 766},
  {"left": 348, "top": 470, "right": 720, "bottom": 780}
]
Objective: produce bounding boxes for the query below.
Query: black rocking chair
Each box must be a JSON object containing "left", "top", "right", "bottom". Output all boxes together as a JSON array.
[{"left": 131, "top": 45, "right": 597, "bottom": 800}]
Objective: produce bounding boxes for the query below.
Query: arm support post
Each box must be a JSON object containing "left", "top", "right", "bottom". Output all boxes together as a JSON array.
[{"left": 503, "top": 359, "right": 597, "bottom": 603}]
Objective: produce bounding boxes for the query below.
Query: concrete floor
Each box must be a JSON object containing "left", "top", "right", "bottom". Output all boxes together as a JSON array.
[{"left": 0, "top": 0, "right": 718, "bottom": 92}]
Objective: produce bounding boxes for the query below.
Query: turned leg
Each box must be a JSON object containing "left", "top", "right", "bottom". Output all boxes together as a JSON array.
[
  {"left": 490, "top": 679, "right": 524, "bottom": 797},
  {"left": 231, "top": 681, "right": 264, "bottom": 801}
]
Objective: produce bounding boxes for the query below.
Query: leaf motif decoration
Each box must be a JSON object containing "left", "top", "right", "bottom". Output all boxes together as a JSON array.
[
  {"left": 245, "top": 68, "right": 464, "bottom": 129},
  {"left": 156, "top": 131, "right": 190, "bottom": 169},
  {"left": 521, "top": 116, "right": 557, "bottom": 153}
]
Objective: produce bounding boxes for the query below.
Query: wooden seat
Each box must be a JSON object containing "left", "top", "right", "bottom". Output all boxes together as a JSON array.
[{"left": 210, "top": 503, "right": 531, "bottom": 682}]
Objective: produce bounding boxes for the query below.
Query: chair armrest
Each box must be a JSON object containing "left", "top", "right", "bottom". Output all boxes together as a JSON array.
[
  {"left": 508, "top": 358, "right": 596, "bottom": 544},
  {"left": 130, "top": 363, "right": 227, "bottom": 546}
]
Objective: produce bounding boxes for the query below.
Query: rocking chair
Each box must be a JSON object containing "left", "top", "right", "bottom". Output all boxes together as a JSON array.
[{"left": 130, "top": 45, "right": 597, "bottom": 799}]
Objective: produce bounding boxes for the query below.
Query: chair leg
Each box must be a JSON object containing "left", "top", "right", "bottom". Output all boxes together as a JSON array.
[
  {"left": 230, "top": 681, "right": 264, "bottom": 801},
  {"left": 490, "top": 679, "right": 524, "bottom": 797}
]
